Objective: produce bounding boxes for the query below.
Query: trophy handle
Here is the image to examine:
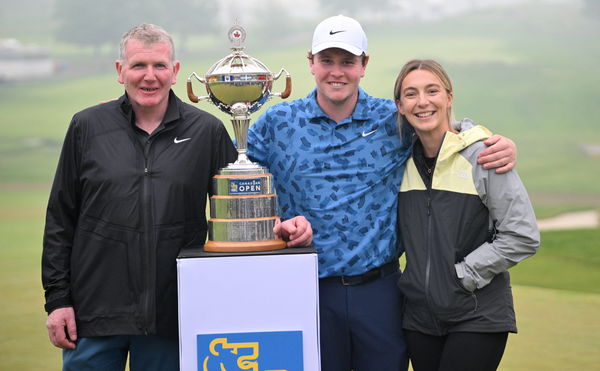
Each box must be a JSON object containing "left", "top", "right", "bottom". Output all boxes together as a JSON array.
[
  {"left": 271, "top": 68, "right": 292, "bottom": 99},
  {"left": 187, "top": 72, "right": 210, "bottom": 103}
]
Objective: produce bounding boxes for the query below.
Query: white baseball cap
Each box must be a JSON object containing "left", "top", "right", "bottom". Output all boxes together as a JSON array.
[{"left": 311, "top": 15, "right": 368, "bottom": 56}]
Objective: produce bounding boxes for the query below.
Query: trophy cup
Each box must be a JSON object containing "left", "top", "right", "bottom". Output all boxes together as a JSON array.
[{"left": 187, "top": 24, "right": 292, "bottom": 253}]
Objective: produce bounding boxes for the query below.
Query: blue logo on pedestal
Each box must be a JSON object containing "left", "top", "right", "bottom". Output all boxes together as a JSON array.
[
  {"left": 229, "top": 178, "right": 262, "bottom": 195},
  {"left": 197, "top": 330, "right": 303, "bottom": 371}
]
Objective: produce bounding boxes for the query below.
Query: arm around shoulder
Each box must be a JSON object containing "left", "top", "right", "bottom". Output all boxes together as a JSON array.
[
  {"left": 456, "top": 118, "right": 517, "bottom": 173},
  {"left": 479, "top": 134, "right": 517, "bottom": 174}
]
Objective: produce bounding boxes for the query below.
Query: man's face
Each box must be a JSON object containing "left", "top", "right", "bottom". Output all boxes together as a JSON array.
[
  {"left": 309, "top": 48, "right": 368, "bottom": 108},
  {"left": 115, "top": 40, "right": 180, "bottom": 111}
]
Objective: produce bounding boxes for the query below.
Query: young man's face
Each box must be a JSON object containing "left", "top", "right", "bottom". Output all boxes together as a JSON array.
[
  {"left": 309, "top": 48, "right": 368, "bottom": 108},
  {"left": 115, "top": 40, "right": 180, "bottom": 111}
]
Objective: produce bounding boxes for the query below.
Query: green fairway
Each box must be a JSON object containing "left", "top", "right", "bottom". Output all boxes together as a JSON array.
[
  {"left": 511, "top": 229, "right": 600, "bottom": 294},
  {"left": 502, "top": 285, "right": 600, "bottom": 370},
  {"left": 1, "top": 1, "right": 599, "bottom": 370},
  {"left": 0, "top": 189, "right": 61, "bottom": 370}
]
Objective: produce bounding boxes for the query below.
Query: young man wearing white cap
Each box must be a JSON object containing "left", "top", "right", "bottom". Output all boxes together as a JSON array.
[{"left": 247, "top": 15, "right": 516, "bottom": 371}]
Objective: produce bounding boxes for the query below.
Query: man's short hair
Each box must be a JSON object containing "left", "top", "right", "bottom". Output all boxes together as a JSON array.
[{"left": 119, "top": 23, "right": 175, "bottom": 62}]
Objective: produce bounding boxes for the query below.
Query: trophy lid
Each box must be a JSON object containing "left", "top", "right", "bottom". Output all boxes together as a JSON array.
[
  {"left": 208, "top": 53, "right": 271, "bottom": 76},
  {"left": 207, "top": 24, "right": 271, "bottom": 76},
  {"left": 202, "top": 24, "right": 274, "bottom": 115}
]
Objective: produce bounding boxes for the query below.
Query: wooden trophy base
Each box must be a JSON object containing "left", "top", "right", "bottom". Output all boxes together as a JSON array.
[{"left": 204, "top": 238, "right": 286, "bottom": 253}]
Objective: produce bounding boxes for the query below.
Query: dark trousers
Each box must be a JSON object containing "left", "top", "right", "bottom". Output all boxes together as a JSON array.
[
  {"left": 62, "top": 335, "right": 179, "bottom": 371},
  {"left": 405, "top": 330, "right": 508, "bottom": 371},
  {"left": 318, "top": 269, "right": 408, "bottom": 371}
]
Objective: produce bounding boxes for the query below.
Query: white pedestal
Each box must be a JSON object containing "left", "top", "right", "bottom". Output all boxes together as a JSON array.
[{"left": 177, "top": 248, "right": 320, "bottom": 371}]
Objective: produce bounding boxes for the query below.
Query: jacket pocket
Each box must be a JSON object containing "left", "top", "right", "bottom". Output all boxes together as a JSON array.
[
  {"left": 428, "top": 264, "right": 478, "bottom": 322},
  {"left": 70, "top": 222, "right": 136, "bottom": 321}
]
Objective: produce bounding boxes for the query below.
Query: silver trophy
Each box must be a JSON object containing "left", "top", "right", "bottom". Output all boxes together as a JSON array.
[{"left": 187, "top": 24, "right": 292, "bottom": 252}]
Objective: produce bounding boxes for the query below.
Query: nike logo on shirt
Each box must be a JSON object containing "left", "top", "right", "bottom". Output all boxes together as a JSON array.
[
  {"left": 174, "top": 137, "right": 191, "bottom": 144},
  {"left": 362, "top": 129, "right": 378, "bottom": 137}
]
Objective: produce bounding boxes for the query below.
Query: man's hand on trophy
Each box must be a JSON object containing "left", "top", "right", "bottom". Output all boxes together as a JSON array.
[{"left": 274, "top": 216, "right": 313, "bottom": 247}]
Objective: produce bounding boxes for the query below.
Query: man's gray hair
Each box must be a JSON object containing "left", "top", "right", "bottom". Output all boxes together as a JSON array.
[{"left": 119, "top": 23, "right": 175, "bottom": 61}]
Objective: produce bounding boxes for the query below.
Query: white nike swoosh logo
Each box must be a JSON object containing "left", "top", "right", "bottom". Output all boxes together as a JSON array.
[
  {"left": 174, "top": 137, "right": 191, "bottom": 144},
  {"left": 362, "top": 129, "right": 377, "bottom": 137}
]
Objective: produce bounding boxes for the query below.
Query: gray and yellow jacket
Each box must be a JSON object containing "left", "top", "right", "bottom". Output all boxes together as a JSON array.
[{"left": 397, "top": 122, "right": 540, "bottom": 336}]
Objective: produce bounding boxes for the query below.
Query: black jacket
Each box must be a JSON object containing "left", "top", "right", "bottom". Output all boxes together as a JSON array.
[
  {"left": 42, "top": 91, "right": 237, "bottom": 338},
  {"left": 397, "top": 126, "right": 539, "bottom": 336}
]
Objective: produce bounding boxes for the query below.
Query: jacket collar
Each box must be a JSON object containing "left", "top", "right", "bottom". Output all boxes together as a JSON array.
[
  {"left": 409, "top": 120, "right": 492, "bottom": 162},
  {"left": 119, "top": 90, "right": 181, "bottom": 127},
  {"left": 437, "top": 123, "right": 492, "bottom": 162}
]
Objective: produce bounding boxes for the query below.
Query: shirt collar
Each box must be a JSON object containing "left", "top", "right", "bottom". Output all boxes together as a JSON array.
[
  {"left": 120, "top": 90, "right": 181, "bottom": 127},
  {"left": 305, "top": 87, "right": 371, "bottom": 123}
]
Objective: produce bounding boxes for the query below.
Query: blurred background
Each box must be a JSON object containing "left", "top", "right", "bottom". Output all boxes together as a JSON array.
[{"left": 1, "top": 0, "right": 598, "bottom": 369}]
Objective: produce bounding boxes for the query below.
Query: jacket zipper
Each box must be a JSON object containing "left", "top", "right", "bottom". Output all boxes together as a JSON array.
[
  {"left": 141, "top": 138, "right": 156, "bottom": 334},
  {"left": 423, "top": 164, "right": 442, "bottom": 333},
  {"left": 139, "top": 124, "right": 175, "bottom": 335}
]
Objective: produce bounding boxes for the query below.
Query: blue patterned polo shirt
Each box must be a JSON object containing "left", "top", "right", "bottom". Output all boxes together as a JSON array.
[{"left": 247, "top": 88, "right": 412, "bottom": 277}]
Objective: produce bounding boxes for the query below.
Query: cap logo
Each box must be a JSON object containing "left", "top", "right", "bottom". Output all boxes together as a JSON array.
[{"left": 329, "top": 30, "right": 346, "bottom": 35}]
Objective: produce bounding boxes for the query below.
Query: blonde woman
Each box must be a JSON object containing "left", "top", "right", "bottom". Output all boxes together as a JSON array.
[{"left": 394, "top": 59, "right": 540, "bottom": 371}]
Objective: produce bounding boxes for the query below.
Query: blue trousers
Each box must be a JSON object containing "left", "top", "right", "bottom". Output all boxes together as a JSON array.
[
  {"left": 62, "top": 335, "right": 179, "bottom": 371},
  {"left": 319, "top": 269, "right": 408, "bottom": 371}
]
